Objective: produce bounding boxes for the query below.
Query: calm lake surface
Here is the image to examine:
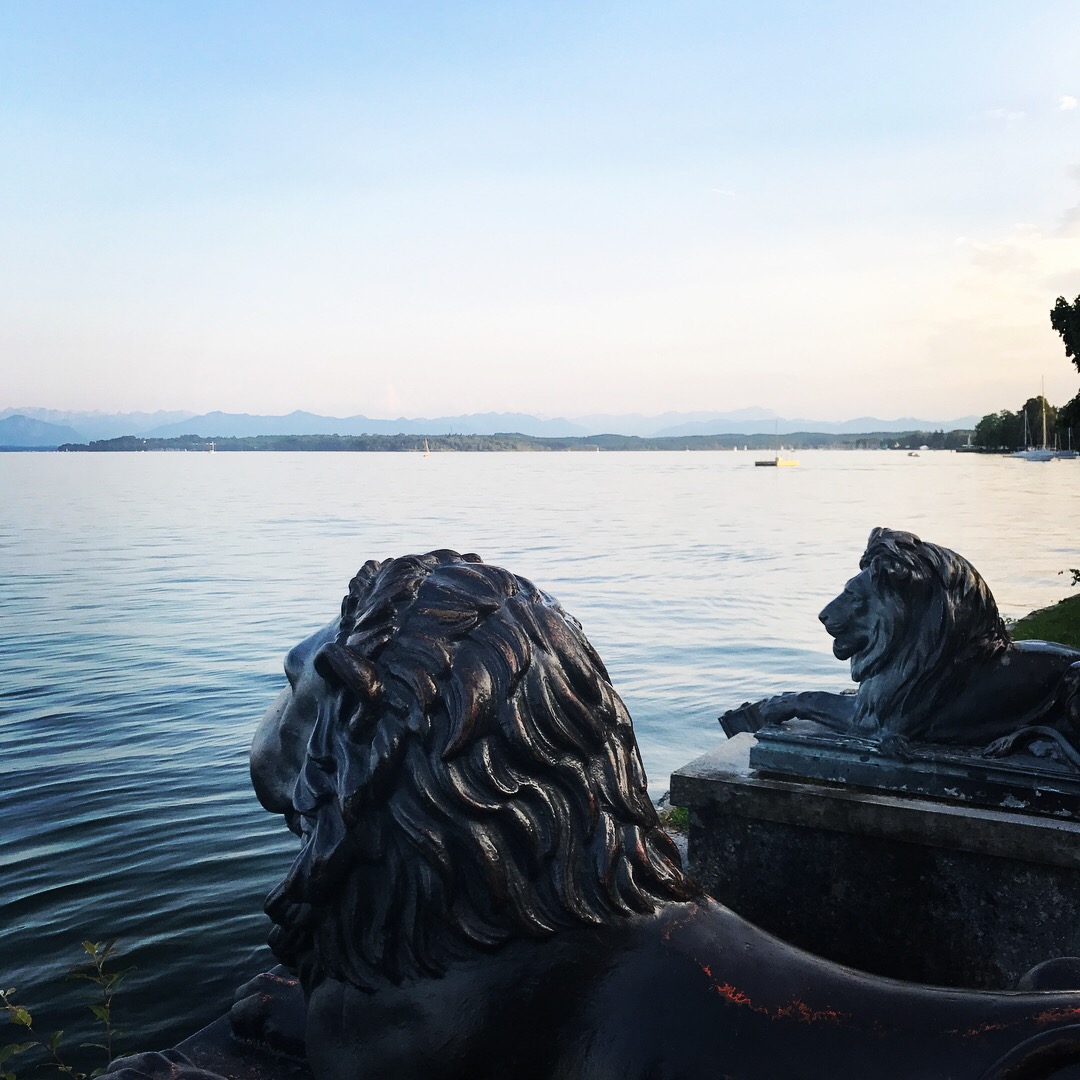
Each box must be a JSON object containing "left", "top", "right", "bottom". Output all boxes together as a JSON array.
[{"left": 2, "top": 449, "right": 1078, "bottom": 1051}]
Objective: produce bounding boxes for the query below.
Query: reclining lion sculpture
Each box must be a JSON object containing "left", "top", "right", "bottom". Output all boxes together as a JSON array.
[
  {"left": 238, "top": 550, "right": 1080, "bottom": 1079},
  {"left": 107, "top": 549, "right": 1080, "bottom": 1080},
  {"left": 721, "top": 527, "right": 1080, "bottom": 762}
]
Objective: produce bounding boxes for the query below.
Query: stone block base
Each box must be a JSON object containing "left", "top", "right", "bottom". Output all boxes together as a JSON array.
[{"left": 670, "top": 734, "right": 1080, "bottom": 990}]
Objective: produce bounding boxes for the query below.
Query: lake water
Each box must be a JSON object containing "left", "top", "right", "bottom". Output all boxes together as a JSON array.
[{"left": 2, "top": 449, "right": 1078, "bottom": 1055}]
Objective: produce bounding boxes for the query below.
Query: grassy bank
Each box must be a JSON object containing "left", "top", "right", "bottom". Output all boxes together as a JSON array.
[{"left": 1010, "top": 592, "right": 1080, "bottom": 649}]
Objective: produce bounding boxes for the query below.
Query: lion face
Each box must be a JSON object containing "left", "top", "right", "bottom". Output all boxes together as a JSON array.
[
  {"left": 814, "top": 528, "right": 1013, "bottom": 737},
  {"left": 818, "top": 568, "right": 904, "bottom": 683},
  {"left": 251, "top": 619, "right": 339, "bottom": 836}
]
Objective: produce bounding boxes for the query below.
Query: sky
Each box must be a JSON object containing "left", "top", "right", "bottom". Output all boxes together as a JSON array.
[{"left": 3, "top": 1, "right": 1080, "bottom": 421}]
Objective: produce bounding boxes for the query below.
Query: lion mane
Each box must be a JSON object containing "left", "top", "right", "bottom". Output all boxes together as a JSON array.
[
  {"left": 265, "top": 550, "right": 699, "bottom": 992},
  {"left": 851, "top": 527, "right": 1010, "bottom": 738}
]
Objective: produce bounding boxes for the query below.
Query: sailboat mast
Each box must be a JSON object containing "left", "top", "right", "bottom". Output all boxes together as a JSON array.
[{"left": 1041, "top": 376, "right": 1047, "bottom": 449}]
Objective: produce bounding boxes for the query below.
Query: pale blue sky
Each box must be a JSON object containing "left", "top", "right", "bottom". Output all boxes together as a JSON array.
[{"left": 3, "top": 1, "right": 1080, "bottom": 419}]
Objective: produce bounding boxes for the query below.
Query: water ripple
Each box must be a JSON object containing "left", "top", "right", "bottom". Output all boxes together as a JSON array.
[{"left": 1, "top": 449, "right": 1077, "bottom": 1053}]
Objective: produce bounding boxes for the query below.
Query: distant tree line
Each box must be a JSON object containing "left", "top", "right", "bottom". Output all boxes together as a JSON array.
[
  {"left": 57, "top": 430, "right": 976, "bottom": 453},
  {"left": 973, "top": 396, "right": 1068, "bottom": 451},
  {"left": 847, "top": 431, "right": 972, "bottom": 450},
  {"left": 887, "top": 430, "right": 972, "bottom": 450}
]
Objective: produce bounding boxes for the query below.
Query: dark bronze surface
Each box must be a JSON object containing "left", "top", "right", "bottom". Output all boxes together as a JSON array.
[
  {"left": 749, "top": 719, "right": 1080, "bottom": 817},
  {"left": 720, "top": 527, "right": 1080, "bottom": 769},
  {"left": 112, "top": 549, "right": 1080, "bottom": 1079}
]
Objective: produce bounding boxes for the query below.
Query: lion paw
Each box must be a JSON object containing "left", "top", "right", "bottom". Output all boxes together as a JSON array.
[
  {"left": 719, "top": 701, "right": 767, "bottom": 736},
  {"left": 720, "top": 695, "right": 806, "bottom": 737},
  {"left": 229, "top": 970, "right": 306, "bottom": 1057},
  {"left": 877, "top": 733, "right": 914, "bottom": 762},
  {"left": 983, "top": 733, "right": 1021, "bottom": 759}
]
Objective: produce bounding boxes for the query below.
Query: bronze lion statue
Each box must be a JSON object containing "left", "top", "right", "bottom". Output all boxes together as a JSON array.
[
  {"left": 721, "top": 527, "right": 1080, "bottom": 761},
  {"left": 218, "top": 549, "right": 1080, "bottom": 1080}
]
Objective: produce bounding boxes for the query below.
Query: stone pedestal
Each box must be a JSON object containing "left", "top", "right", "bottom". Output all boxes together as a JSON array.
[
  {"left": 174, "top": 1016, "right": 312, "bottom": 1080},
  {"left": 670, "top": 734, "right": 1080, "bottom": 990}
]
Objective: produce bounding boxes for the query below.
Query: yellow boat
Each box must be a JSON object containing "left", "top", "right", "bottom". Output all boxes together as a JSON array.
[{"left": 755, "top": 423, "right": 798, "bottom": 467}]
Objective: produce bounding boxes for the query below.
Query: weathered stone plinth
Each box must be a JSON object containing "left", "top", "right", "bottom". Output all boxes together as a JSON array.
[
  {"left": 749, "top": 719, "right": 1080, "bottom": 819},
  {"left": 670, "top": 734, "right": 1080, "bottom": 990},
  {"left": 174, "top": 1016, "right": 311, "bottom": 1080}
]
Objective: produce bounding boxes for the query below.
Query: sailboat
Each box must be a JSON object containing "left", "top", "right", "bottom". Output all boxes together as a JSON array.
[
  {"left": 1055, "top": 429, "right": 1078, "bottom": 460},
  {"left": 755, "top": 423, "right": 798, "bottom": 467},
  {"left": 1010, "top": 382, "right": 1054, "bottom": 461}
]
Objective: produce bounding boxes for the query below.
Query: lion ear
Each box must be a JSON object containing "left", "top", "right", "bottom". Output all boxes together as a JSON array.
[{"left": 315, "top": 643, "right": 382, "bottom": 700}]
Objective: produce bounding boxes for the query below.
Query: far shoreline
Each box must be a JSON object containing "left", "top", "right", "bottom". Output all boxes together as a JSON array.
[{"left": 40, "top": 429, "right": 979, "bottom": 453}]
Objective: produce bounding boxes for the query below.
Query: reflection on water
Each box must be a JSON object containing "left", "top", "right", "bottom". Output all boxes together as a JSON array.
[{"left": 1, "top": 450, "right": 1077, "bottom": 1049}]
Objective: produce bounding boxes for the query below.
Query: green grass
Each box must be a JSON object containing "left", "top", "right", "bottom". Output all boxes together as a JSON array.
[
  {"left": 658, "top": 805, "right": 689, "bottom": 833},
  {"left": 1010, "top": 592, "right": 1080, "bottom": 649}
]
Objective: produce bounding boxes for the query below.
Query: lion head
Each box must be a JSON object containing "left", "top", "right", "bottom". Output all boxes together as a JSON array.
[
  {"left": 819, "top": 527, "right": 1010, "bottom": 737},
  {"left": 251, "top": 550, "right": 698, "bottom": 993}
]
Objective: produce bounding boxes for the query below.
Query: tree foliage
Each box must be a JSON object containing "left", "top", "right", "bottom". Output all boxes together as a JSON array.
[
  {"left": 1051, "top": 294, "right": 1080, "bottom": 373},
  {"left": 973, "top": 396, "right": 1062, "bottom": 450},
  {"left": 1060, "top": 390, "right": 1080, "bottom": 430}
]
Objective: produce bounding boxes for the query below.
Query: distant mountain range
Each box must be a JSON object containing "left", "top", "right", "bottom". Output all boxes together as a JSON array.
[
  {"left": 0, "top": 406, "right": 983, "bottom": 448},
  {"left": 0, "top": 408, "right": 197, "bottom": 445},
  {"left": 0, "top": 414, "right": 83, "bottom": 447}
]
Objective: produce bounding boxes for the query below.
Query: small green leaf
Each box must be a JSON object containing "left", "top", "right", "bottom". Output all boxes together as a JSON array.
[
  {"left": 81, "top": 942, "right": 97, "bottom": 956},
  {"left": 86, "top": 1006, "right": 108, "bottom": 1022},
  {"left": 3, "top": 1069, "right": 17, "bottom": 1080},
  {"left": 48, "top": 1032, "right": 62, "bottom": 1053},
  {"left": 9, "top": 1011, "right": 31, "bottom": 1029}
]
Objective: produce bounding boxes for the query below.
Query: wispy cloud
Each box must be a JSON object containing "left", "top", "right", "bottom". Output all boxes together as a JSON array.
[
  {"left": 711, "top": 188, "right": 737, "bottom": 197},
  {"left": 1059, "top": 95, "right": 1079, "bottom": 111},
  {"left": 987, "top": 107, "right": 1025, "bottom": 122}
]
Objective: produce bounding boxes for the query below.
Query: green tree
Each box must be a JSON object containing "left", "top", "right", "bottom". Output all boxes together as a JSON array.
[
  {"left": 1051, "top": 294, "right": 1080, "bottom": 433},
  {"left": 1060, "top": 391, "right": 1080, "bottom": 431},
  {"left": 1019, "top": 395, "right": 1057, "bottom": 445},
  {"left": 1051, "top": 294, "right": 1080, "bottom": 373},
  {"left": 974, "top": 409, "right": 1023, "bottom": 450}
]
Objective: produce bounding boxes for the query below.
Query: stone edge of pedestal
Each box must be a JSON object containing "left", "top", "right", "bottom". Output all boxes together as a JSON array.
[
  {"left": 173, "top": 1016, "right": 313, "bottom": 1080},
  {"left": 670, "top": 734, "right": 1080, "bottom": 871},
  {"left": 748, "top": 720, "right": 1080, "bottom": 819}
]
